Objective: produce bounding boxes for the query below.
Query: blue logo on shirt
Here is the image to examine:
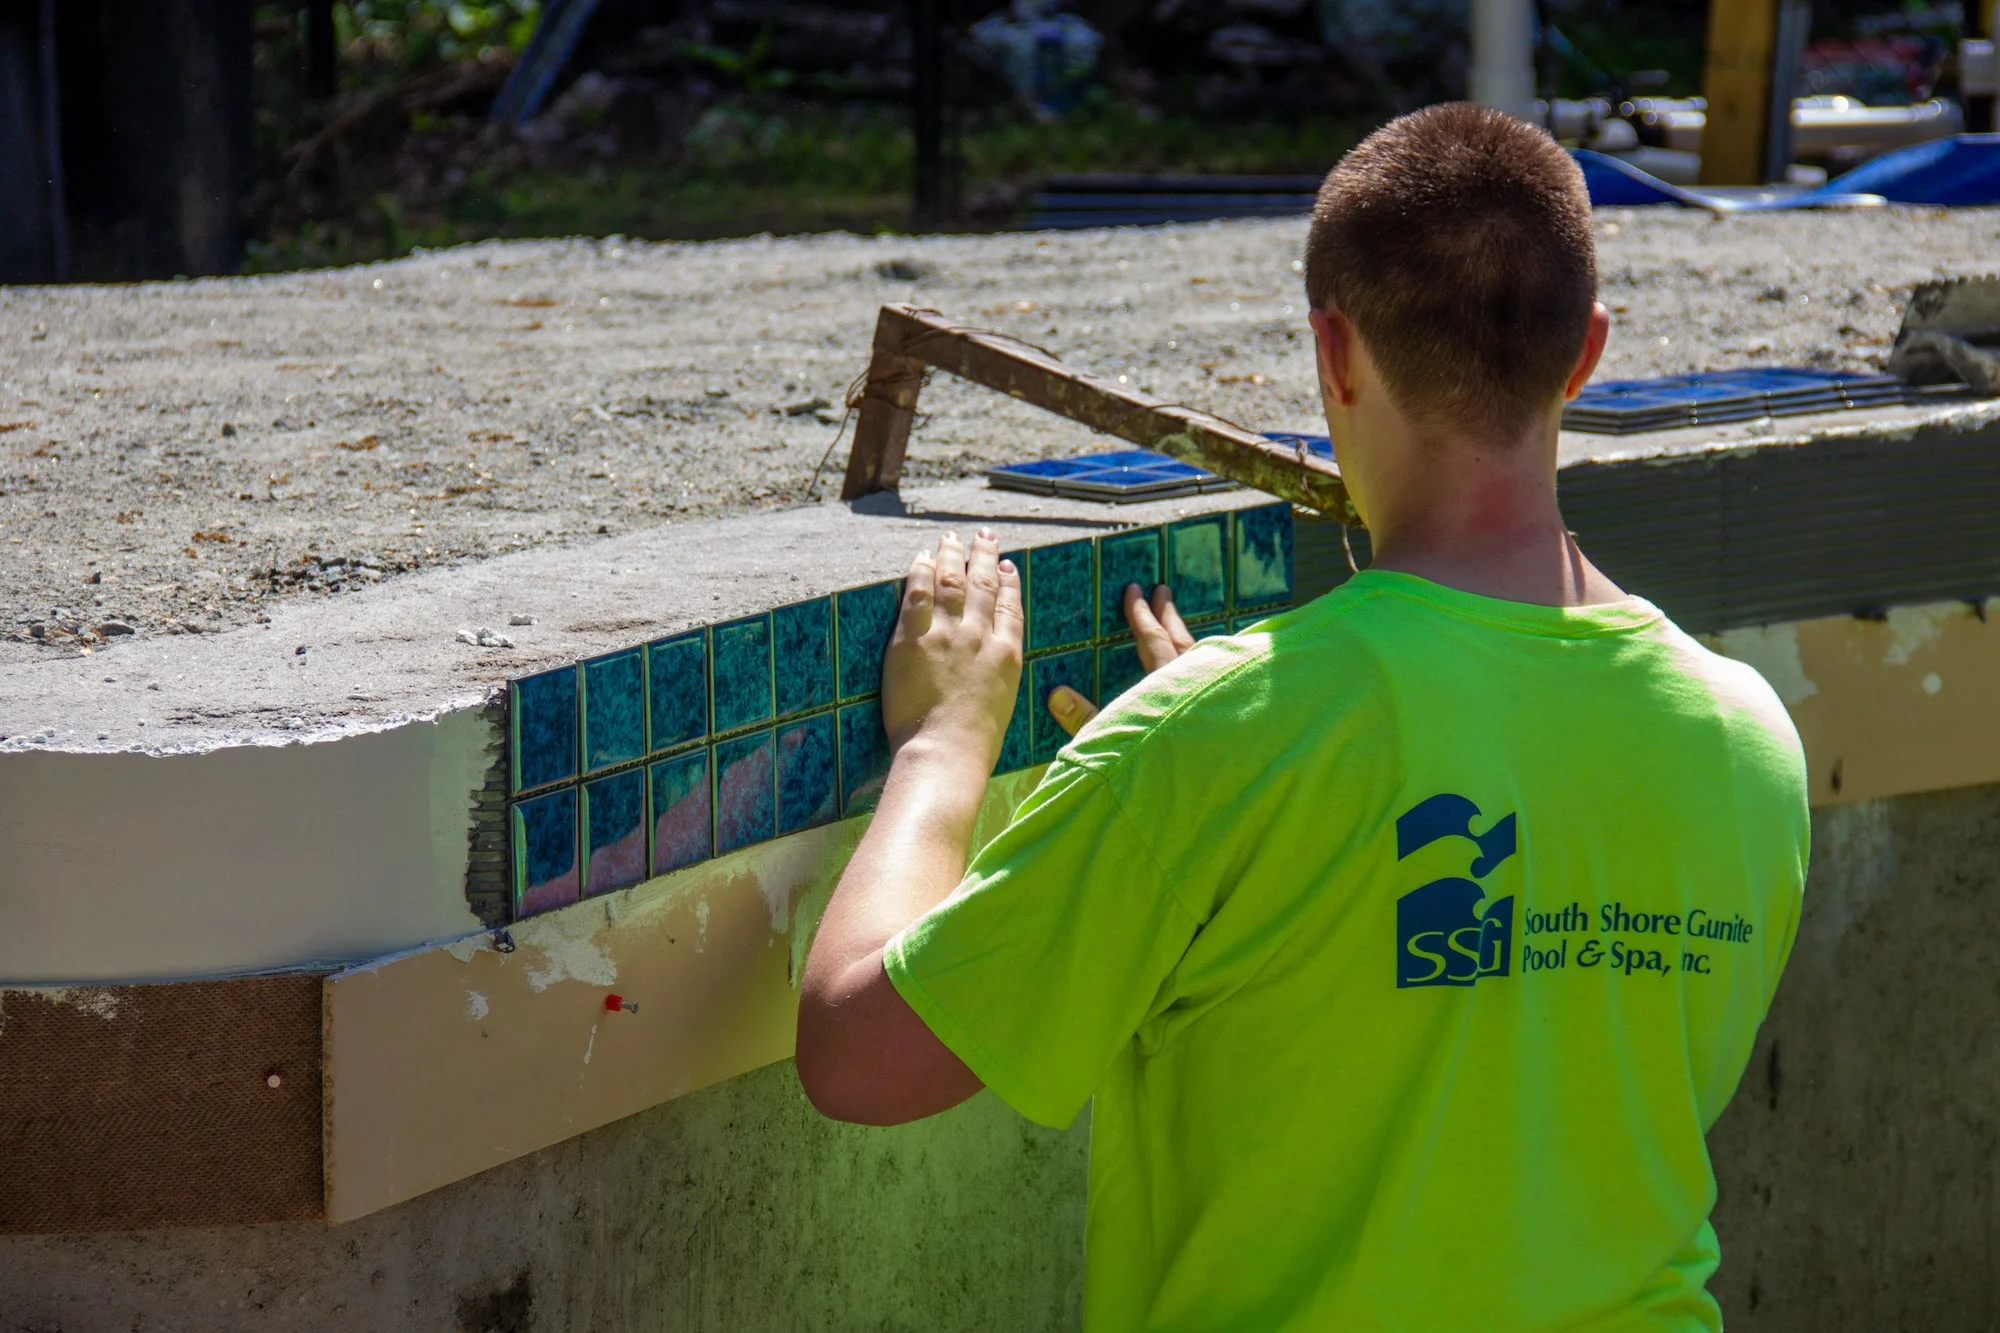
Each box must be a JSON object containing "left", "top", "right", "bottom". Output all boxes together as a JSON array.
[{"left": 1395, "top": 794, "right": 1518, "bottom": 989}]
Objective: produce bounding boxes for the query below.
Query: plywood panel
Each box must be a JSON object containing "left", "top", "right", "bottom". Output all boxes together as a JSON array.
[
  {"left": 0, "top": 972, "right": 324, "bottom": 1233},
  {"left": 323, "top": 767, "right": 1044, "bottom": 1224}
]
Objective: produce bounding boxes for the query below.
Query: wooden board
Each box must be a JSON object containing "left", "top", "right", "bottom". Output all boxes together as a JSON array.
[
  {"left": 0, "top": 972, "right": 325, "bottom": 1233},
  {"left": 322, "top": 767, "right": 1045, "bottom": 1224},
  {"left": 1700, "top": 0, "right": 1779, "bottom": 185}
]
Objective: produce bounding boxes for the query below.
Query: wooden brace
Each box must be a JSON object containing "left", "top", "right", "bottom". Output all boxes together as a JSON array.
[{"left": 839, "top": 304, "right": 1355, "bottom": 521}]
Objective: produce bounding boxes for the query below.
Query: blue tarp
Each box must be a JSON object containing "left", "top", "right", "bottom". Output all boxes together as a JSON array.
[{"left": 1576, "top": 134, "right": 2000, "bottom": 211}]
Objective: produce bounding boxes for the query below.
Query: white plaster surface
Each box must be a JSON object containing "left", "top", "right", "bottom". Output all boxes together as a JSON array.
[
  {"left": 0, "top": 708, "right": 491, "bottom": 982},
  {"left": 1715, "top": 622, "right": 1820, "bottom": 707}
]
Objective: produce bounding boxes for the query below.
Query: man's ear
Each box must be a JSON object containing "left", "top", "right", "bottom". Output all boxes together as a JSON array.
[
  {"left": 1563, "top": 303, "right": 1612, "bottom": 402},
  {"left": 1309, "top": 306, "right": 1355, "bottom": 408}
]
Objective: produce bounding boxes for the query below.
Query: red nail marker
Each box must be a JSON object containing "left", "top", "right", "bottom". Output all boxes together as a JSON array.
[{"left": 604, "top": 994, "right": 639, "bottom": 1014}]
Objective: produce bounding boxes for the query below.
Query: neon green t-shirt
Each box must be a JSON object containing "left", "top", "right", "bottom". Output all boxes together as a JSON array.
[{"left": 883, "top": 569, "right": 1809, "bottom": 1332}]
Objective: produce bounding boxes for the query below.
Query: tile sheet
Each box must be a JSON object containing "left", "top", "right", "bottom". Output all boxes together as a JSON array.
[
  {"left": 647, "top": 630, "right": 709, "bottom": 753},
  {"left": 582, "top": 769, "right": 646, "bottom": 896},
  {"left": 650, "top": 749, "right": 712, "bottom": 875},
  {"left": 773, "top": 598, "right": 836, "bottom": 718},
  {"left": 581, "top": 648, "right": 646, "bottom": 774},
  {"left": 503, "top": 504, "right": 1295, "bottom": 917},
  {"left": 776, "top": 713, "right": 839, "bottom": 834},
  {"left": 711, "top": 614, "right": 774, "bottom": 734},
  {"left": 512, "top": 788, "right": 579, "bottom": 916},
  {"left": 714, "top": 729, "right": 777, "bottom": 854},
  {"left": 1097, "top": 528, "right": 1162, "bottom": 641},
  {"left": 510, "top": 666, "right": 577, "bottom": 794},
  {"left": 836, "top": 581, "right": 901, "bottom": 701}
]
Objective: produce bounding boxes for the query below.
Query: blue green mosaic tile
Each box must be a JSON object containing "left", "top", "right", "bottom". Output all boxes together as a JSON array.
[
  {"left": 511, "top": 666, "right": 578, "bottom": 794},
  {"left": 582, "top": 768, "right": 646, "bottom": 896},
  {"left": 995, "top": 669, "right": 1033, "bottom": 775},
  {"left": 647, "top": 630, "right": 708, "bottom": 753},
  {"left": 513, "top": 787, "right": 579, "bottom": 916},
  {"left": 836, "top": 580, "right": 900, "bottom": 701},
  {"left": 1234, "top": 502, "right": 1295, "bottom": 609},
  {"left": 773, "top": 598, "right": 836, "bottom": 718},
  {"left": 838, "top": 699, "right": 891, "bottom": 816},
  {"left": 581, "top": 648, "right": 646, "bottom": 774},
  {"left": 1030, "top": 649, "right": 1096, "bottom": 765},
  {"left": 1168, "top": 514, "right": 1231, "bottom": 620},
  {"left": 650, "top": 749, "right": 711, "bottom": 875},
  {"left": 1097, "top": 527, "right": 1162, "bottom": 640},
  {"left": 712, "top": 614, "right": 774, "bottom": 734},
  {"left": 506, "top": 500, "right": 1296, "bottom": 921},
  {"left": 776, "top": 713, "right": 839, "bottom": 834},
  {"left": 1097, "top": 642, "right": 1147, "bottom": 705},
  {"left": 1027, "top": 540, "right": 1094, "bottom": 653},
  {"left": 715, "top": 728, "right": 776, "bottom": 854}
]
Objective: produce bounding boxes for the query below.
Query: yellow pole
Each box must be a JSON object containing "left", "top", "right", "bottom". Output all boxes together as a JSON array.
[{"left": 1700, "top": 0, "right": 1780, "bottom": 186}]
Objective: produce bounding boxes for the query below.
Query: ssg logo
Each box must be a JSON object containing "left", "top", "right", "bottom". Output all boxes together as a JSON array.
[{"left": 1395, "top": 793, "right": 1518, "bottom": 989}]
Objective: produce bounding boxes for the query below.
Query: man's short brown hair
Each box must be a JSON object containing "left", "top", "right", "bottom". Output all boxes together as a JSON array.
[{"left": 1304, "top": 102, "right": 1597, "bottom": 439}]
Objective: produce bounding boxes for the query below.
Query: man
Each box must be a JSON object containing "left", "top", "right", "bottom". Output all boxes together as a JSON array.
[{"left": 796, "top": 103, "right": 1808, "bottom": 1331}]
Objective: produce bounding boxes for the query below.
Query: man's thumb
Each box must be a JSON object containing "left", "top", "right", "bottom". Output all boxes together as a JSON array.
[{"left": 1047, "top": 685, "right": 1099, "bottom": 738}]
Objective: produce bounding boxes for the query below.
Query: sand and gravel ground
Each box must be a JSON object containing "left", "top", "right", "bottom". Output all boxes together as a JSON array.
[{"left": 1, "top": 206, "right": 1996, "bottom": 660}]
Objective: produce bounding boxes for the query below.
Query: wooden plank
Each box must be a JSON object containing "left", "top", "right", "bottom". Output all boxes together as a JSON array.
[
  {"left": 323, "top": 767, "right": 1045, "bottom": 1224},
  {"left": 842, "top": 304, "right": 1356, "bottom": 520},
  {"left": 841, "top": 307, "right": 929, "bottom": 498},
  {"left": 1700, "top": 0, "right": 1780, "bottom": 185},
  {"left": 0, "top": 972, "right": 325, "bottom": 1233}
]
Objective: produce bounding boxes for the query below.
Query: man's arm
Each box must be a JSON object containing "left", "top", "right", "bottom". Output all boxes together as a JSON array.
[
  {"left": 794, "top": 530, "right": 1196, "bottom": 1126},
  {"left": 795, "top": 529, "right": 1020, "bottom": 1125}
]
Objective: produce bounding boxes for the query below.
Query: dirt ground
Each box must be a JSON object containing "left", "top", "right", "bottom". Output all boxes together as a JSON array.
[{"left": 2, "top": 206, "right": 1996, "bottom": 657}]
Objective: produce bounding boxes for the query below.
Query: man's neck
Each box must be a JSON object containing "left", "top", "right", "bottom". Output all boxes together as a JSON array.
[{"left": 1358, "top": 435, "right": 1625, "bottom": 609}]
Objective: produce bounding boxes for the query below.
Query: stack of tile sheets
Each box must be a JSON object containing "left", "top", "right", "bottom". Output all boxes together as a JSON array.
[
  {"left": 504, "top": 503, "right": 1296, "bottom": 919},
  {"left": 986, "top": 435, "right": 1335, "bottom": 503},
  {"left": 1563, "top": 368, "right": 1905, "bottom": 435}
]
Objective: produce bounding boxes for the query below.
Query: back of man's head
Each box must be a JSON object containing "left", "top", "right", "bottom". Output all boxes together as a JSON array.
[{"left": 1304, "top": 103, "right": 1597, "bottom": 442}]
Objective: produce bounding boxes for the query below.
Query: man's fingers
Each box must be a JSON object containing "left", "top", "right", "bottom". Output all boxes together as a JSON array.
[
  {"left": 993, "top": 556, "right": 1025, "bottom": 654},
  {"left": 933, "top": 530, "right": 968, "bottom": 618},
  {"left": 900, "top": 548, "right": 936, "bottom": 637},
  {"left": 1151, "top": 584, "right": 1196, "bottom": 653},
  {"left": 1047, "top": 684, "right": 1099, "bottom": 738},
  {"left": 1124, "top": 583, "right": 1180, "bottom": 674},
  {"left": 963, "top": 528, "right": 1002, "bottom": 632}
]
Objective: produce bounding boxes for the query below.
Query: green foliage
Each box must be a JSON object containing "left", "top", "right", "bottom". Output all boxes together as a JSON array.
[
  {"left": 679, "top": 26, "right": 797, "bottom": 96},
  {"left": 244, "top": 96, "right": 1365, "bottom": 274},
  {"left": 336, "top": 0, "right": 541, "bottom": 67}
]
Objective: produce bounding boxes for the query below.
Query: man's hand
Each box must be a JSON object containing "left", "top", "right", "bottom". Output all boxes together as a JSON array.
[
  {"left": 1047, "top": 582, "right": 1196, "bottom": 737},
  {"left": 881, "top": 529, "right": 1025, "bottom": 768}
]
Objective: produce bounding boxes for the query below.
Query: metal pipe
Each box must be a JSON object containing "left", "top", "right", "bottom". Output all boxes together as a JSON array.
[
  {"left": 1628, "top": 98, "right": 1961, "bottom": 157},
  {"left": 36, "top": 0, "right": 66, "bottom": 282},
  {"left": 1469, "top": 0, "right": 1535, "bottom": 121},
  {"left": 1763, "top": 0, "right": 1811, "bottom": 182}
]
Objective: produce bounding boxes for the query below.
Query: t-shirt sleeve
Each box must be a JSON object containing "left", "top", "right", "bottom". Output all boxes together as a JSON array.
[{"left": 882, "top": 758, "right": 1201, "bottom": 1128}]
